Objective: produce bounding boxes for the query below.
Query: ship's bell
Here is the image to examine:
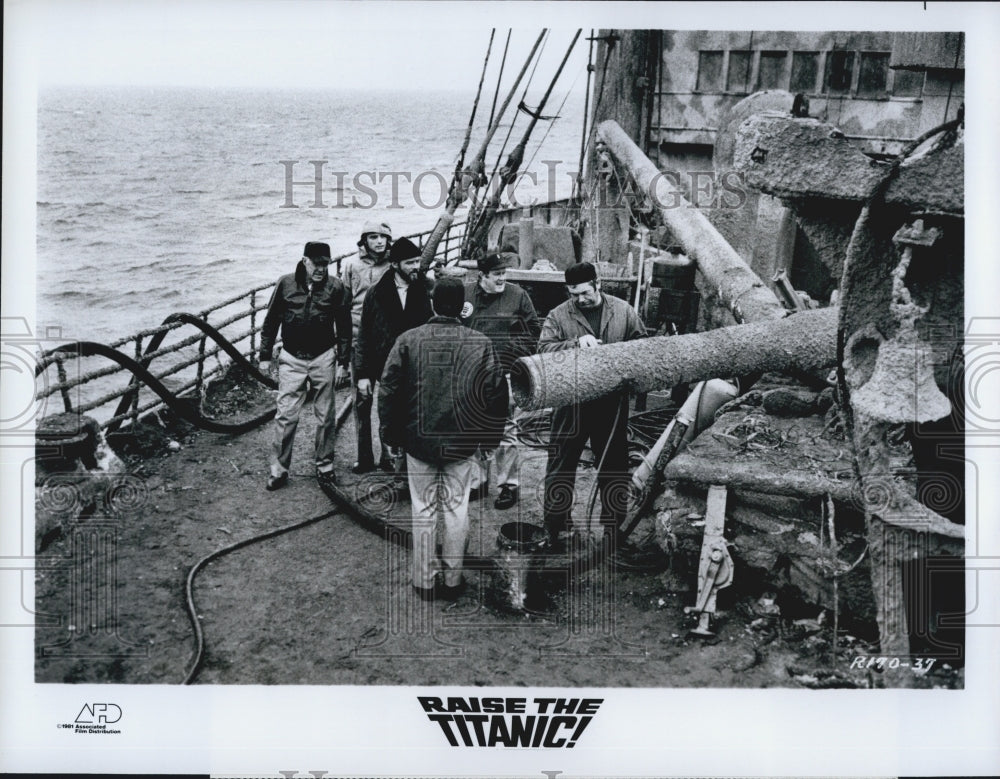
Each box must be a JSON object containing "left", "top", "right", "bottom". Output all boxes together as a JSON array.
[{"left": 851, "top": 335, "right": 952, "bottom": 424}]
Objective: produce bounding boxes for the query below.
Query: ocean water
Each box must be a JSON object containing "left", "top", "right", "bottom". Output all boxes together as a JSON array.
[{"left": 37, "top": 86, "right": 585, "bottom": 345}]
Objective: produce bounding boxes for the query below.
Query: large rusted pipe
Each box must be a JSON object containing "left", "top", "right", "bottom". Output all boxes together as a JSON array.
[
  {"left": 598, "top": 119, "right": 788, "bottom": 325},
  {"left": 511, "top": 307, "right": 837, "bottom": 410}
]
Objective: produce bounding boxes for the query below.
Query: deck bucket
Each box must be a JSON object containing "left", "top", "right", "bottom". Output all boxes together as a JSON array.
[{"left": 495, "top": 522, "right": 548, "bottom": 611}]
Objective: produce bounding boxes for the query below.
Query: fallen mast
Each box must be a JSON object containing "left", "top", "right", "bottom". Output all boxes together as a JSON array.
[{"left": 511, "top": 306, "right": 837, "bottom": 410}]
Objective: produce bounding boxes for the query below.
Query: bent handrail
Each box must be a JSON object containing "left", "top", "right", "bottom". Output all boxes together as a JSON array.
[
  {"left": 39, "top": 341, "right": 275, "bottom": 435},
  {"left": 100, "top": 311, "right": 277, "bottom": 434}
]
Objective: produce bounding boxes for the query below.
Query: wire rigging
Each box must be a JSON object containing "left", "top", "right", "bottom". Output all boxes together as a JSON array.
[
  {"left": 466, "top": 31, "right": 551, "bottom": 247},
  {"left": 523, "top": 64, "right": 585, "bottom": 177},
  {"left": 575, "top": 29, "right": 595, "bottom": 200},
  {"left": 455, "top": 28, "right": 496, "bottom": 176},
  {"left": 466, "top": 30, "right": 581, "bottom": 254},
  {"left": 487, "top": 30, "right": 513, "bottom": 131}
]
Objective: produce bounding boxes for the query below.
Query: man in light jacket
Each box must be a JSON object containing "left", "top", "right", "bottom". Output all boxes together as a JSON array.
[{"left": 341, "top": 219, "right": 394, "bottom": 473}]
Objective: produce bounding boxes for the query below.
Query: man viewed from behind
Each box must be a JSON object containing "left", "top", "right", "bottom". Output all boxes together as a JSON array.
[
  {"left": 379, "top": 277, "right": 508, "bottom": 601},
  {"left": 259, "top": 241, "right": 352, "bottom": 491}
]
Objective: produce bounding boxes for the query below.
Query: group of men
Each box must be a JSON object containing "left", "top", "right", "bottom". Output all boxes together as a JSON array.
[{"left": 259, "top": 221, "right": 643, "bottom": 599}]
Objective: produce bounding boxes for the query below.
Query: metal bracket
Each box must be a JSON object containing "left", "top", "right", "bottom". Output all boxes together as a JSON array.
[
  {"left": 684, "top": 485, "right": 734, "bottom": 636},
  {"left": 892, "top": 218, "right": 942, "bottom": 249},
  {"left": 771, "top": 269, "right": 809, "bottom": 312}
]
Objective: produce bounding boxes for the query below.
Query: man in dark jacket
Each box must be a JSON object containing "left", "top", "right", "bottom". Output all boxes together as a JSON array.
[
  {"left": 259, "top": 241, "right": 352, "bottom": 491},
  {"left": 354, "top": 236, "right": 433, "bottom": 472},
  {"left": 379, "top": 277, "right": 508, "bottom": 601},
  {"left": 539, "top": 262, "right": 646, "bottom": 550},
  {"left": 460, "top": 251, "right": 541, "bottom": 509}
]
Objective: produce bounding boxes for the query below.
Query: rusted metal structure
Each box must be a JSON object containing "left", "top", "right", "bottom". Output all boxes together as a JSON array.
[
  {"left": 569, "top": 30, "right": 966, "bottom": 667},
  {"left": 585, "top": 30, "right": 964, "bottom": 295}
]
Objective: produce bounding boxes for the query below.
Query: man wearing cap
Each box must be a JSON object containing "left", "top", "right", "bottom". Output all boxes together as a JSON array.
[
  {"left": 461, "top": 251, "right": 541, "bottom": 510},
  {"left": 259, "top": 241, "right": 352, "bottom": 491},
  {"left": 341, "top": 219, "right": 394, "bottom": 473},
  {"left": 538, "top": 261, "right": 645, "bottom": 550},
  {"left": 354, "top": 236, "right": 434, "bottom": 471},
  {"left": 379, "top": 277, "right": 508, "bottom": 601}
]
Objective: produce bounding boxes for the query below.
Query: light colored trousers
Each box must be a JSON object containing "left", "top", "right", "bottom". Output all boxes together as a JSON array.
[
  {"left": 406, "top": 453, "right": 477, "bottom": 589},
  {"left": 270, "top": 348, "right": 337, "bottom": 478},
  {"left": 470, "top": 375, "right": 521, "bottom": 490}
]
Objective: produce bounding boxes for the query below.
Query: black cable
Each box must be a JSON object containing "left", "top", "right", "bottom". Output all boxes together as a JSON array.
[
  {"left": 584, "top": 387, "right": 630, "bottom": 531},
  {"left": 182, "top": 508, "right": 339, "bottom": 684},
  {"left": 39, "top": 340, "right": 276, "bottom": 435},
  {"left": 94, "top": 311, "right": 277, "bottom": 434}
]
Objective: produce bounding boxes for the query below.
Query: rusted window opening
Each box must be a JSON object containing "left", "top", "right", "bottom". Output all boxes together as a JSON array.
[
  {"left": 726, "top": 50, "right": 752, "bottom": 93},
  {"left": 696, "top": 50, "right": 724, "bottom": 92},
  {"left": 824, "top": 49, "right": 855, "bottom": 93},
  {"left": 857, "top": 51, "right": 891, "bottom": 97},
  {"left": 790, "top": 51, "right": 820, "bottom": 94}
]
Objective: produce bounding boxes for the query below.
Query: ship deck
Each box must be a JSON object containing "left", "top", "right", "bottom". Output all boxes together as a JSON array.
[{"left": 32, "top": 380, "right": 957, "bottom": 688}]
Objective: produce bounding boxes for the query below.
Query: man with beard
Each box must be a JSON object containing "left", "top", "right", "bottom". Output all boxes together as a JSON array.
[
  {"left": 259, "top": 241, "right": 352, "bottom": 491},
  {"left": 379, "top": 277, "right": 508, "bottom": 601},
  {"left": 538, "top": 262, "right": 645, "bottom": 551},
  {"left": 354, "top": 236, "right": 434, "bottom": 471},
  {"left": 341, "top": 219, "right": 393, "bottom": 473},
  {"left": 461, "top": 251, "right": 540, "bottom": 510}
]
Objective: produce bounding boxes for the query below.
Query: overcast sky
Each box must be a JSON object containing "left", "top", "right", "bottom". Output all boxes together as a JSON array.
[
  {"left": 10, "top": 1, "right": 995, "bottom": 91},
  {"left": 16, "top": 0, "right": 595, "bottom": 91}
]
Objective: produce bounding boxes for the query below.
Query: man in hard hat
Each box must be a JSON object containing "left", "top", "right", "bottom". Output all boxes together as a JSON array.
[
  {"left": 259, "top": 241, "right": 352, "bottom": 491},
  {"left": 342, "top": 220, "right": 395, "bottom": 473}
]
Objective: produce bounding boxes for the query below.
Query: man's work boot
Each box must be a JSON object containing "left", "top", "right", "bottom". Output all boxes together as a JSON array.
[{"left": 266, "top": 473, "right": 288, "bottom": 491}]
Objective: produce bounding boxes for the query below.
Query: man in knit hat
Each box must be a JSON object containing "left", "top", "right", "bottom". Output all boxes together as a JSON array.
[
  {"left": 341, "top": 219, "right": 394, "bottom": 473},
  {"left": 461, "top": 251, "right": 541, "bottom": 510},
  {"left": 259, "top": 241, "right": 352, "bottom": 491},
  {"left": 538, "top": 261, "right": 645, "bottom": 551},
  {"left": 379, "top": 276, "right": 508, "bottom": 601},
  {"left": 354, "top": 236, "right": 434, "bottom": 471}
]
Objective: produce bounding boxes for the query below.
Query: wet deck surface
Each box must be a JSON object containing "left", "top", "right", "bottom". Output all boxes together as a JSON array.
[{"left": 33, "top": 392, "right": 961, "bottom": 688}]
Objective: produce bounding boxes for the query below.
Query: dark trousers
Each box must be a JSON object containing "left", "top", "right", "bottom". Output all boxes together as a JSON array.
[
  {"left": 543, "top": 393, "right": 630, "bottom": 537},
  {"left": 354, "top": 377, "right": 375, "bottom": 466},
  {"left": 353, "top": 370, "right": 390, "bottom": 467}
]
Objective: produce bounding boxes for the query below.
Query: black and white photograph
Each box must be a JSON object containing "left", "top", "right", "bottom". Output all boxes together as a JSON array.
[{"left": 3, "top": 1, "right": 999, "bottom": 776}]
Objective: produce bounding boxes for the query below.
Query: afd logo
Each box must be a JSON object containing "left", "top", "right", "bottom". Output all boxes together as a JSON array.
[{"left": 75, "top": 703, "right": 122, "bottom": 724}]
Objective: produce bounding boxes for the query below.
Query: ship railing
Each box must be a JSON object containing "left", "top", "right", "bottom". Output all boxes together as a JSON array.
[{"left": 34, "top": 219, "right": 469, "bottom": 433}]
